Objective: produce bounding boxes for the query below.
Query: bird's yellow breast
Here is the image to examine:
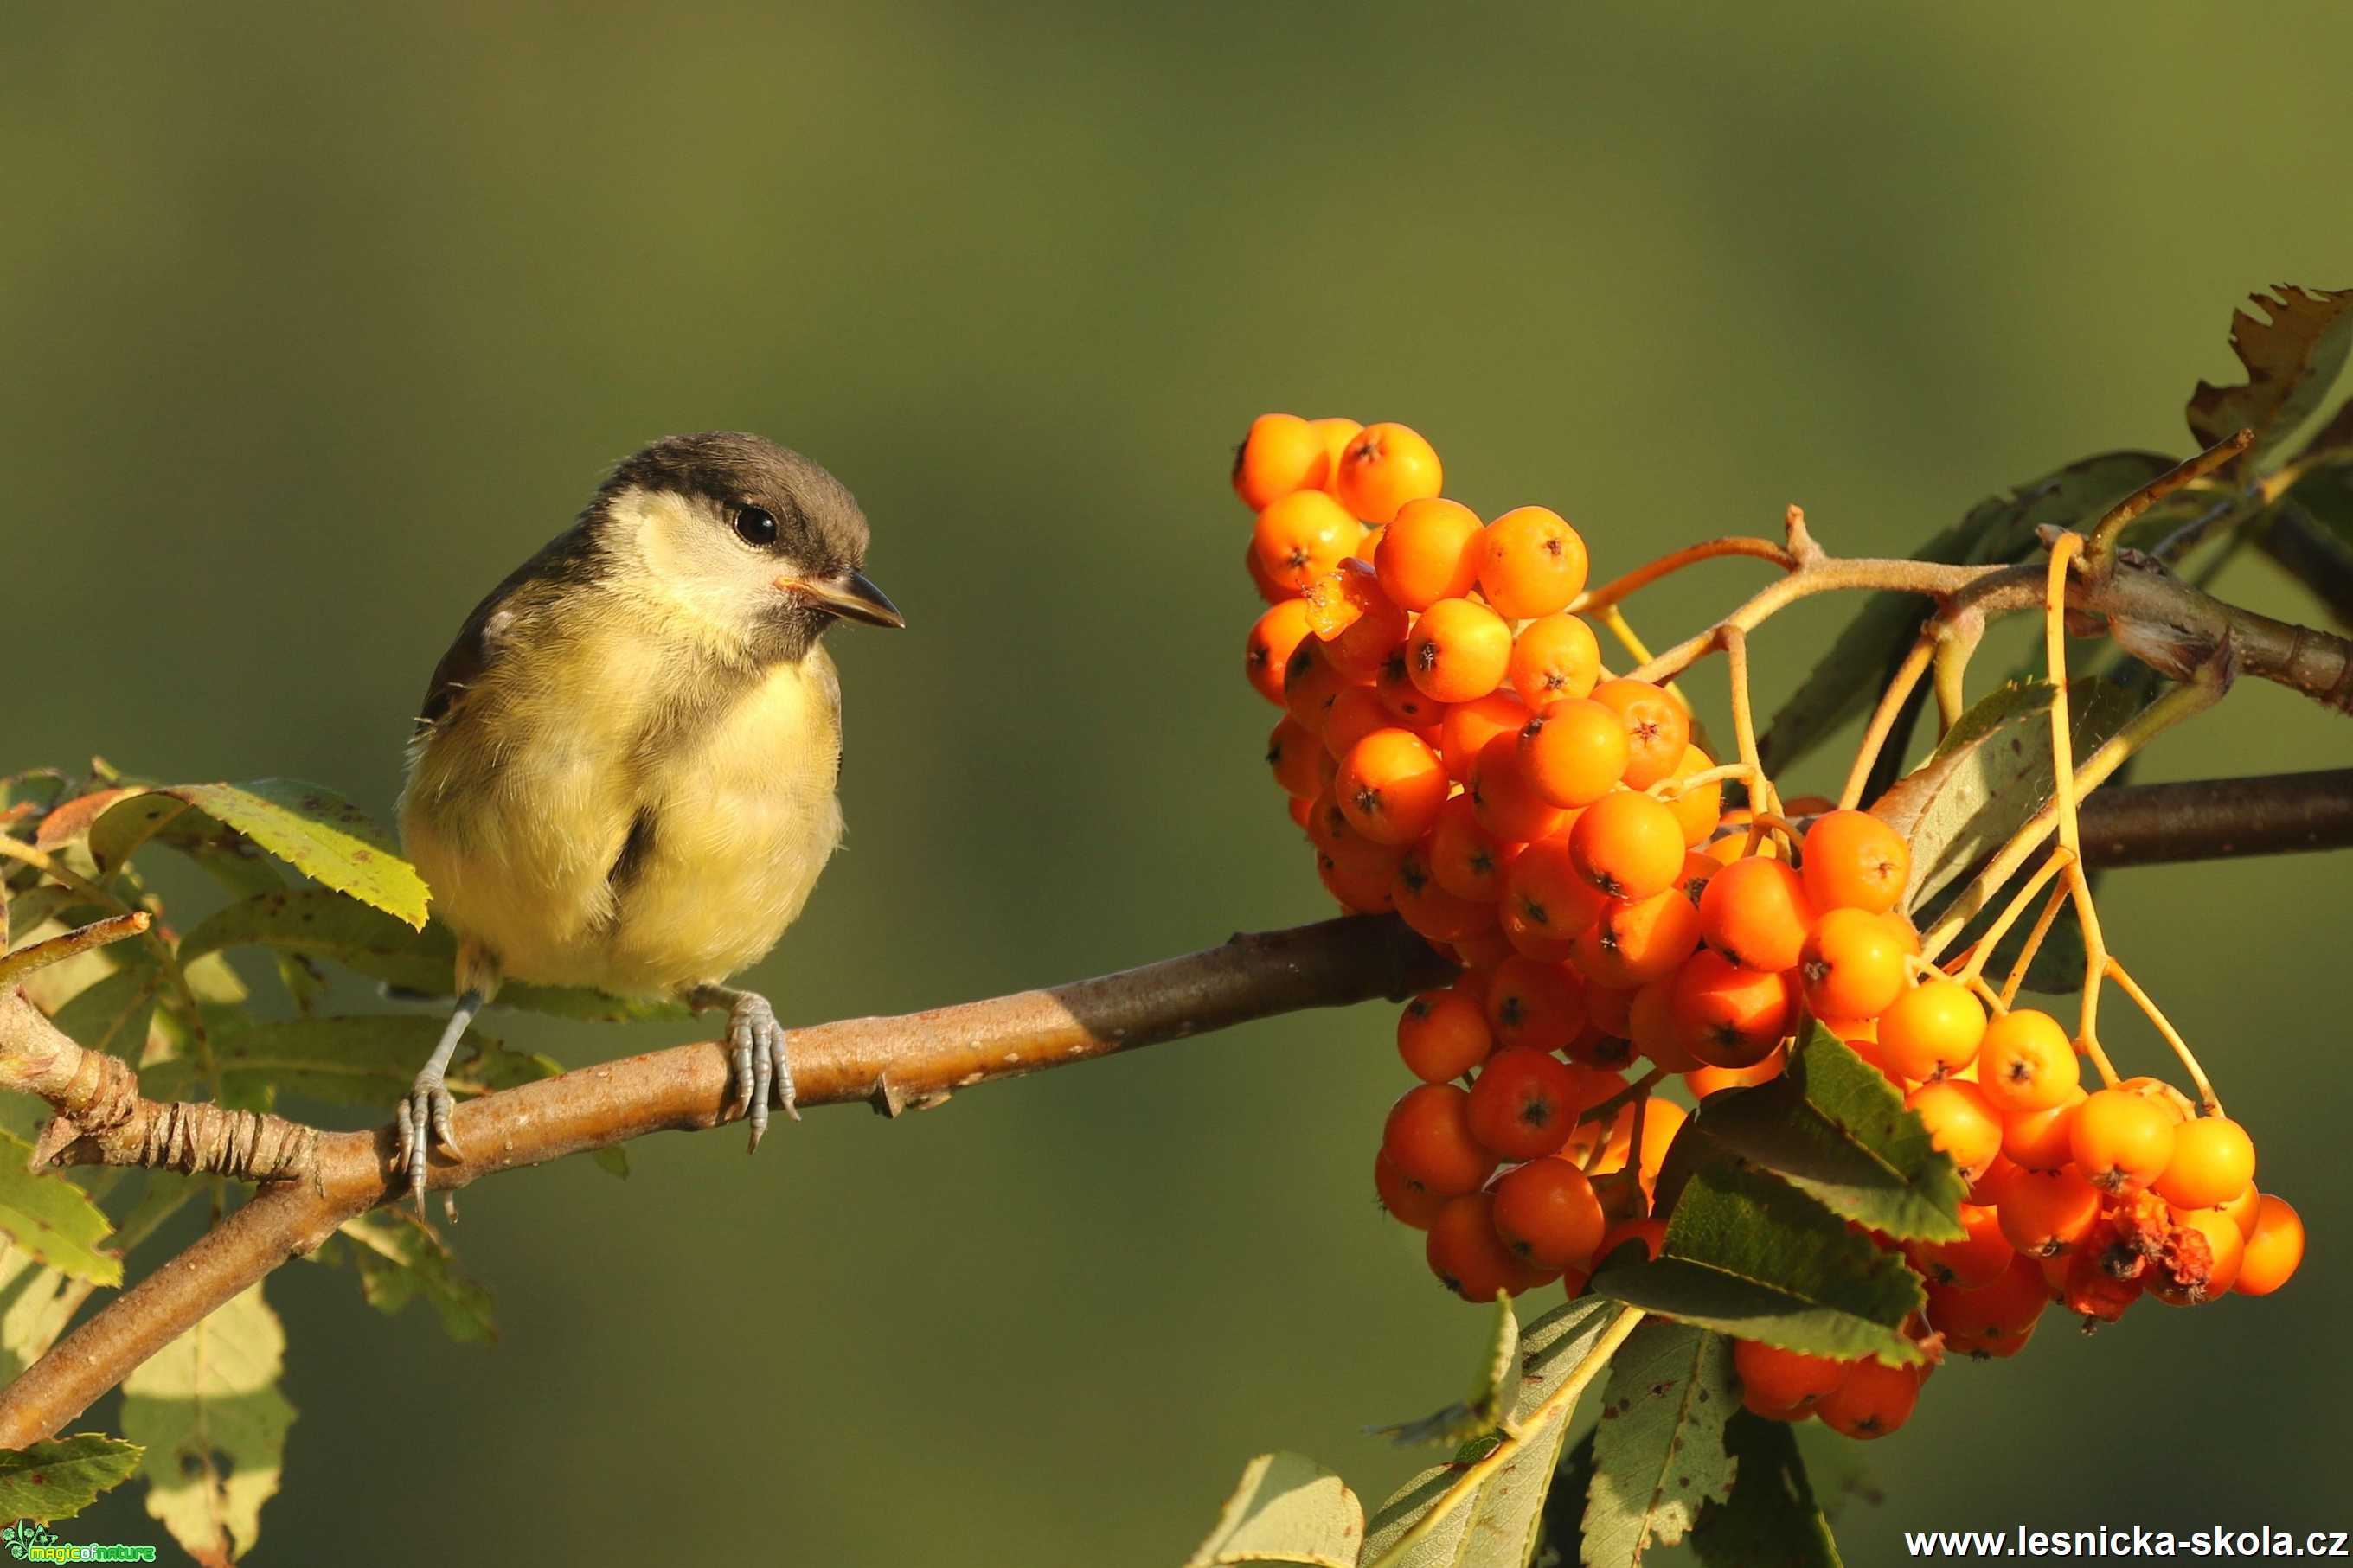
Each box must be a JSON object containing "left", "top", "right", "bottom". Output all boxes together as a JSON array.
[{"left": 399, "top": 614, "right": 845, "bottom": 997}]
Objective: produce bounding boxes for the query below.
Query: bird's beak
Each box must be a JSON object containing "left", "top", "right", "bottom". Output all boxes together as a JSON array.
[{"left": 780, "top": 568, "right": 905, "bottom": 629}]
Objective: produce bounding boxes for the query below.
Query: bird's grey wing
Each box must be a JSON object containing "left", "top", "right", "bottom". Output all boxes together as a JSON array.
[{"left": 413, "top": 523, "right": 604, "bottom": 735}]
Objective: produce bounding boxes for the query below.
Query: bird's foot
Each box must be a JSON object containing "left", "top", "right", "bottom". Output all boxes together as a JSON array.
[
  {"left": 393, "top": 1069, "right": 463, "bottom": 1209},
  {"left": 723, "top": 990, "right": 799, "bottom": 1152}
]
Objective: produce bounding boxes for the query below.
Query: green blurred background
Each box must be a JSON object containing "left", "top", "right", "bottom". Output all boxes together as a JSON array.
[{"left": 5, "top": 4, "right": 2350, "bottom": 1562}]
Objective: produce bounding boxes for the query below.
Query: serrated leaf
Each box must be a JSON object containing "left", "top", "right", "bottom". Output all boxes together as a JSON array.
[
  {"left": 0, "top": 1433, "right": 144, "bottom": 1525},
  {"left": 140, "top": 1014, "right": 556, "bottom": 1109},
  {"left": 151, "top": 781, "right": 427, "bottom": 929},
  {"left": 1580, "top": 1321, "right": 1735, "bottom": 1567},
  {"left": 1758, "top": 451, "right": 2174, "bottom": 775},
  {"left": 0, "top": 1131, "right": 122, "bottom": 1286},
  {"left": 1693, "top": 1030, "right": 1965, "bottom": 1243},
  {"left": 1375, "top": 1293, "right": 1521, "bottom": 1449},
  {"left": 86, "top": 791, "right": 195, "bottom": 875},
  {"left": 1183, "top": 1452, "right": 1363, "bottom": 1568},
  {"left": 32, "top": 789, "right": 146, "bottom": 853},
  {"left": 1592, "top": 1162, "right": 1921, "bottom": 1365},
  {"left": 1366, "top": 1298, "right": 1632, "bottom": 1568},
  {"left": 1691, "top": 1411, "right": 1842, "bottom": 1568},
  {"left": 337, "top": 1210, "right": 497, "bottom": 1344},
  {"left": 2188, "top": 285, "right": 2353, "bottom": 468},
  {"left": 120, "top": 1283, "right": 293, "bottom": 1564}
]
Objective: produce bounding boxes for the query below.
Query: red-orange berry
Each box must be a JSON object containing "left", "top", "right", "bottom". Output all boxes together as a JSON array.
[
  {"left": 1975, "top": 1008, "right": 2080, "bottom": 1115},
  {"left": 1491, "top": 1156, "right": 1608, "bottom": 1271},
  {"left": 1321, "top": 686, "right": 1401, "bottom": 763},
  {"left": 2234, "top": 1194, "right": 2304, "bottom": 1296},
  {"left": 1398, "top": 989, "right": 1494, "bottom": 1083},
  {"left": 1508, "top": 614, "right": 1602, "bottom": 707},
  {"left": 1336, "top": 729, "right": 1449, "bottom": 846},
  {"left": 1478, "top": 506, "right": 1588, "bottom": 618},
  {"left": 1593, "top": 1216, "right": 1668, "bottom": 1266},
  {"left": 1590, "top": 679, "right": 1689, "bottom": 790},
  {"left": 1697, "top": 854, "right": 1818, "bottom": 975},
  {"left": 1484, "top": 956, "right": 1586, "bottom": 1054},
  {"left": 1572, "top": 887, "right": 1704, "bottom": 989},
  {"left": 1408, "top": 598, "right": 1512, "bottom": 704},
  {"left": 2001, "top": 1086, "right": 2086, "bottom": 1171},
  {"left": 1798, "top": 907, "right": 1909, "bottom": 1021},
  {"left": 1905, "top": 1202, "right": 2015, "bottom": 1290},
  {"left": 1500, "top": 840, "right": 1607, "bottom": 952},
  {"left": 1569, "top": 791, "right": 1686, "bottom": 901},
  {"left": 1671, "top": 950, "right": 1794, "bottom": 1069},
  {"left": 1394, "top": 848, "right": 1497, "bottom": 946},
  {"left": 1281, "top": 637, "right": 1356, "bottom": 736},
  {"left": 1427, "top": 794, "right": 1514, "bottom": 902},
  {"left": 1252, "top": 488, "right": 1357, "bottom": 592},
  {"left": 1438, "top": 690, "right": 1528, "bottom": 781},
  {"left": 1426, "top": 1193, "right": 1553, "bottom": 1302},
  {"left": 1926, "top": 1253, "right": 2047, "bottom": 1359},
  {"left": 2155, "top": 1116, "right": 2256, "bottom": 1212},
  {"left": 2070, "top": 1087, "right": 2177, "bottom": 1194},
  {"left": 1375, "top": 496, "right": 1485, "bottom": 610},
  {"left": 1658, "top": 746, "right": 1724, "bottom": 850},
  {"left": 1815, "top": 1359, "right": 1920, "bottom": 1438},
  {"left": 1374, "top": 1148, "right": 1445, "bottom": 1230},
  {"left": 1683, "top": 1045, "right": 1787, "bottom": 1098},
  {"left": 1996, "top": 1165, "right": 2100, "bottom": 1256},
  {"left": 1799, "top": 810, "right": 1911, "bottom": 914},
  {"left": 1336, "top": 422, "right": 1444, "bottom": 526},
  {"left": 1468, "top": 733, "right": 1572, "bottom": 843},
  {"left": 1233, "top": 413, "right": 1331, "bottom": 509},
  {"left": 1905, "top": 1078, "right": 2002, "bottom": 1182},
  {"left": 1878, "top": 979, "right": 1986, "bottom": 1082},
  {"left": 1245, "top": 599, "right": 1315, "bottom": 707},
  {"left": 1266, "top": 716, "right": 1330, "bottom": 800},
  {"left": 1382, "top": 1083, "right": 1498, "bottom": 1198},
  {"left": 1732, "top": 1340, "right": 1850, "bottom": 1412},
  {"left": 1518, "top": 698, "right": 1631, "bottom": 809}
]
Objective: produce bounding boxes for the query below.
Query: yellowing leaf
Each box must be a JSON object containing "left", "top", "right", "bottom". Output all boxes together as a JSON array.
[
  {"left": 155, "top": 781, "right": 428, "bottom": 930},
  {"left": 121, "top": 1283, "right": 295, "bottom": 1564},
  {"left": 2188, "top": 284, "right": 2353, "bottom": 467},
  {"left": 1184, "top": 1452, "right": 1363, "bottom": 1568},
  {"left": 0, "top": 1131, "right": 121, "bottom": 1287}
]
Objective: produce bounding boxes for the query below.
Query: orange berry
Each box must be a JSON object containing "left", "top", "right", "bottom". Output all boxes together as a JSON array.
[
  {"left": 1232, "top": 413, "right": 1331, "bottom": 509},
  {"left": 1996, "top": 1165, "right": 2100, "bottom": 1256},
  {"left": 1466, "top": 1046, "right": 1580, "bottom": 1160},
  {"left": 1906, "top": 1202, "right": 2015, "bottom": 1290},
  {"left": 1245, "top": 599, "right": 1315, "bottom": 707},
  {"left": 1627, "top": 976, "right": 1699, "bottom": 1072},
  {"left": 1352, "top": 524, "right": 1383, "bottom": 565},
  {"left": 1426, "top": 1193, "right": 1554, "bottom": 1302},
  {"left": 1427, "top": 794, "right": 1514, "bottom": 903},
  {"left": 1375, "top": 496, "right": 1485, "bottom": 610},
  {"left": 1244, "top": 534, "right": 1298, "bottom": 605},
  {"left": 1285, "top": 794, "right": 1313, "bottom": 832},
  {"left": 1281, "top": 637, "right": 1356, "bottom": 736},
  {"left": 1572, "top": 887, "right": 1703, "bottom": 989},
  {"left": 2155, "top": 1116, "right": 2256, "bottom": 1212},
  {"left": 2001, "top": 1085, "right": 2086, "bottom": 1171},
  {"left": 1394, "top": 848, "right": 1497, "bottom": 945},
  {"left": 1266, "top": 716, "right": 1330, "bottom": 800},
  {"left": 1316, "top": 846, "right": 1400, "bottom": 913},
  {"left": 1322, "top": 686, "right": 1402, "bottom": 763},
  {"left": 2116, "top": 1075, "right": 2196, "bottom": 1123},
  {"left": 1878, "top": 979, "right": 1986, "bottom": 1082},
  {"left": 1671, "top": 950, "right": 1794, "bottom": 1069},
  {"left": 2219, "top": 1181, "right": 2262, "bottom": 1238},
  {"left": 1252, "top": 488, "right": 1357, "bottom": 592},
  {"left": 1594, "top": 1216, "right": 1668, "bottom": 1266},
  {"left": 1484, "top": 955, "right": 1587, "bottom": 1054},
  {"left": 1303, "top": 559, "right": 1408, "bottom": 679},
  {"left": 1491, "top": 1157, "right": 1608, "bottom": 1272},
  {"left": 1452, "top": 925, "right": 1517, "bottom": 971},
  {"left": 1799, "top": 810, "right": 1911, "bottom": 914},
  {"left": 1382, "top": 1083, "right": 1498, "bottom": 1198},
  {"left": 1798, "top": 907, "right": 1909, "bottom": 1021},
  {"left": 1372, "top": 645, "right": 1443, "bottom": 726},
  {"left": 1905, "top": 1078, "right": 2002, "bottom": 1182},
  {"left": 1468, "top": 733, "right": 1571, "bottom": 843},
  {"left": 1588, "top": 1098, "right": 1688, "bottom": 1199},
  {"left": 2234, "top": 1194, "right": 2304, "bottom": 1296},
  {"left": 1335, "top": 421, "right": 1443, "bottom": 526},
  {"left": 1659, "top": 746, "right": 1723, "bottom": 850},
  {"left": 1569, "top": 791, "right": 1686, "bottom": 901},
  {"left": 2152, "top": 1206, "right": 2245, "bottom": 1304},
  {"left": 1926, "top": 1253, "right": 2047, "bottom": 1359},
  {"left": 1407, "top": 598, "right": 1512, "bottom": 704},
  {"left": 1336, "top": 729, "right": 1449, "bottom": 846},
  {"left": 1500, "top": 898, "right": 1579, "bottom": 964},
  {"left": 1591, "top": 679, "right": 1690, "bottom": 790},
  {"left": 1508, "top": 614, "right": 1602, "bottom": 707},
  {"left": 1478, "top": 505, "right": 1588, "bottom": 618},
  {"left": 1398, "top": 989, "right": 1494, "bottom": 1083},
  {"left": 1439, "top": 691, "right": 1530, "bottom": 782},
  {"left": 1697, "top": 855, "right": 1818, "bottom": 975},
  {"left": 1518, "top": 698, "right": 1631, "bottom": 809},
  {"left": 1586, "top": 982, "right": 1636, "bottom": 1040},
  {"left": 1815, "top": 1359, "right": 1920, "bottom": 1438},
  {"left": 1500, "top": 840, "right": 1607, "bottom": 952},
  {"left": 1975, "top": 1008, "right": 2080, "bottom": 1115},
  {"left": 1374, "top": 1147, "right": 1445, "bottom": 1230},
  {"left": 1307, "top": 417, "right": 1362, "bottom": 488},
  {"left": 2070, "top": 1087, "right": 2178, "bottom": 1194},
  {"left": 1683, "top": 1045, "right": 1787, "bottom": 1098},
  {"left": 1732, "top": 1340, "right": 1850, "bottom": 1412}
]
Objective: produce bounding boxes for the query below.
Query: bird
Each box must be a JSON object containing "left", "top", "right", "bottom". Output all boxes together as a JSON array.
[{"left": 394, "top": 432, "right": 902, "bottom": 1202}]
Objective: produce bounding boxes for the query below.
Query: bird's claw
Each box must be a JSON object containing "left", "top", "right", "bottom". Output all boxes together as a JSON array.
[
  {"left": 393, "top": 1073, "right": 463, "bottom": 1209},
  {"left": 725, "top": 991, "right": 799, "bottom": 1153}
]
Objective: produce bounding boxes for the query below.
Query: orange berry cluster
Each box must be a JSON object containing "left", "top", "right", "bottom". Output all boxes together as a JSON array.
[{"left": 1228, "top": 411, "right": 2303, "bottom": 1443}]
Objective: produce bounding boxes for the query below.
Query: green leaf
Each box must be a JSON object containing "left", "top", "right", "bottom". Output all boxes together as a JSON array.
[
  {"left": 0, "top": 1248, "right": 91, "bottom": 1379},
  {"left": 337, "top": 1211, "right": 497, "bottom": 1344},
  {"left": 2188, "top": 285, "right": 2353, "bottom": 468},
  {"left": 1757, "top": 451, "right": 2175, "bottom": 775},
  {"left": 1374, "top": 1293, "right": 1521, "bottom": 1449},
  {"left": 0, "top": 1433, "right": 144, "bottom": 1525},
  {"left": 46, "top": 954, "right": 163, "bottom": 1059},
  {"left": 590, "top": 1145, "right": 631, "bottom": 1179},
  {"left": 142, "top": 1014, "right": 556, "bottom": 1109},
  {"left": 85, "top": 790, "right": 195, "bottom": 875},
  {"left": 1183, "top": 1452, "right": 1363, "bottom": 1568},
  {"left": 149, "top": 780, "right": 428, "bottom": 929},
  {"left": 0, "top": 1131, "right": 123, "bottom": 1286},
  {"left": 1693, "top": 1029, "right": 1965, "bottom": 1243},
  {"left": 120, "top": 1282, "right": 295, "bottom": 1563},
  {"left": 1691, "top": 1411, "right": 1843, "bottom": 1568},
  {"left": 1365, "top": 1298, "right": 1632, "bottom": 1568},
  {"left": 1592, "top": 1162, "right": 1922, "bottom": 1365},
  {"left": 1580, "top": 1320, "right": 1736, "bottom": 1567}
]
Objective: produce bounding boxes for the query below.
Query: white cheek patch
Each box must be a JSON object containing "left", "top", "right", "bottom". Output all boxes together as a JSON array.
[{"left": 606, "top": 486, "right": 769, "bottom": 654}]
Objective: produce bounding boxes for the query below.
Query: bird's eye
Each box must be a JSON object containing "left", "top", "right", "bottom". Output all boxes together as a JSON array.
[{"left": 733, "top": 506, "right": 779, "bottom": 547}]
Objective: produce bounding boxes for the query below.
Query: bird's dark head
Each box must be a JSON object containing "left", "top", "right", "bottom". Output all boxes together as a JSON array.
[{"left": 591, "top": 431, "right": 902, "bottom": 662}]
